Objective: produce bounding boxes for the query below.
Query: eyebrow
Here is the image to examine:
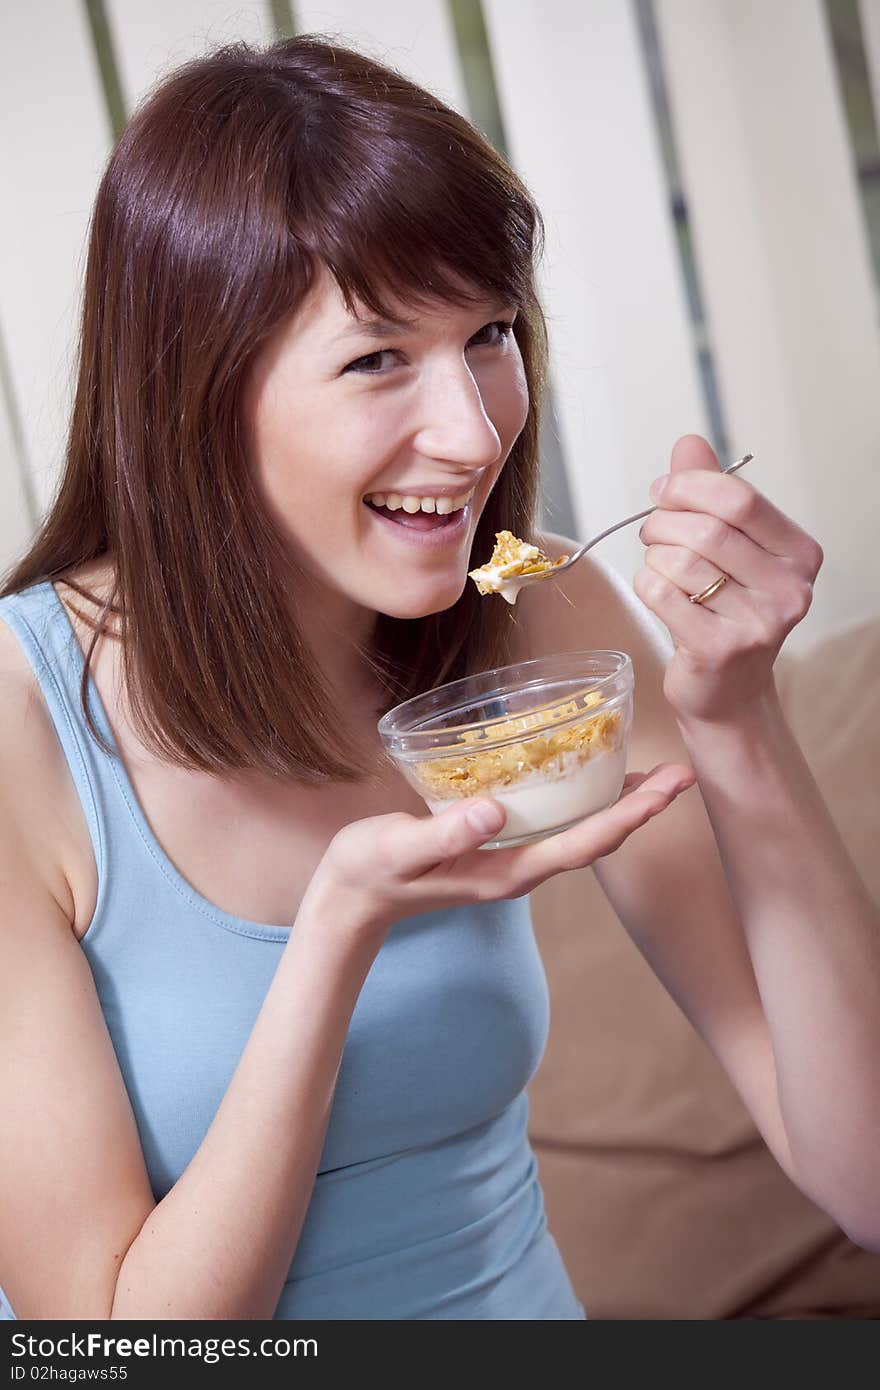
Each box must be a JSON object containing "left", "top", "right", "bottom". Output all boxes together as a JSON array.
[
  {"left": 330, "top": 314, "right": 421, "bottom": 343},
  {"left": 330, "top": 301, "right": 516, "bottom": 345}
]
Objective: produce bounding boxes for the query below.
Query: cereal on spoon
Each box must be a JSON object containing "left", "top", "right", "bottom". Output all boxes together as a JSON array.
[{"left": 468, "top": 530, "right": 569, "bottom": 605}]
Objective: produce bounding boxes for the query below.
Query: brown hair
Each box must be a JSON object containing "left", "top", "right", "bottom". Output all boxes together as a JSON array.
[{"left": 1, "top": 34, "right": 549, "bottom": 784}]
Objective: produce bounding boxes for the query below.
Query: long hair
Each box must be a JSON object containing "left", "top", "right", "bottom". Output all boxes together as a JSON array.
[{"left": 1, "top": 34, "right": 549, "bottom": 784}]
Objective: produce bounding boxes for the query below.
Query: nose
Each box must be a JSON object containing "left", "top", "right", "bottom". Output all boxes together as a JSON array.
[{"left": 411, "top": 360, "right": 503, "bottom": 474}]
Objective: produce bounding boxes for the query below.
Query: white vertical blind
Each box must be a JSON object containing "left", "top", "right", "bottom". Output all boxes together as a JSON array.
[
  {"left": 0, "top": 2, "right": 111, "bottom": 520},
  {"left": 656, "top": 0, "right": 880, "bottom": 650},
  {"left": 294, "top": 2, "right": 468, "bottom": 112},
  {"left": 0, "top": 368, "right": 32, "bottom": 567},
  {"left": 482, "top": 0, "right": 709, "bottom": 588},
  {"left": 105, "top": 0, "right": 273, "bottom": 110},
  {"left": 858, "top": 0, "right": 880, "bottom": 132}
]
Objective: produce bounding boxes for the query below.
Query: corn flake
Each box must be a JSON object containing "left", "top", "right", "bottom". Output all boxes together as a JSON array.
[
  {"left": 414, "top": 699, "right": 621, "bottom": 797},
  {"left": 468, "top": 530, "right": 569, "bottom": 597}
]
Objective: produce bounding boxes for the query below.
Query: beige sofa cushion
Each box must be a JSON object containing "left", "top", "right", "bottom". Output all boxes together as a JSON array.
[{"left": 527, "top": 617, "right": 880, "bottom": 1318}]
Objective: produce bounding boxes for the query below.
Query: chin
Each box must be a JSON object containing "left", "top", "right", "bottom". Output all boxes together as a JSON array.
[{"left": 376, "top": 576, "right": 467, "bottom": 621}]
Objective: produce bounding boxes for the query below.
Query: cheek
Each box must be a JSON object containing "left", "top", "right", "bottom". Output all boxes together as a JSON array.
[
  {"left": 249, "top": 402, "right": 388, "bottom": 547},
  {"left": 487, "top": 353, "right": 530, "bottom": 444},
  {"left": 513, "top": 373, "right": 530, "bottom": 436},
  {"left": 246, "top": 377, "right": 336, "bottom": 501}
]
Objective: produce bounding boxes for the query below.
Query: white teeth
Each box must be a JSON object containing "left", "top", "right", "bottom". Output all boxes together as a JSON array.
[{"left": 364, "top": 487, "right": 474, "bottom": 514}]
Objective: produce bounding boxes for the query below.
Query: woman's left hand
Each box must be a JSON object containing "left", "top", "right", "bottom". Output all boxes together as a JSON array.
[{"left": 633, "top": 435, "right": 824, "bottom": 725}]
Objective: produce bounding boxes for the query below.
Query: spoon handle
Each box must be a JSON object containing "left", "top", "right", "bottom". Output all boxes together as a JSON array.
[{"left": 576, "top": 452, "right": 754, "bottom": 559}]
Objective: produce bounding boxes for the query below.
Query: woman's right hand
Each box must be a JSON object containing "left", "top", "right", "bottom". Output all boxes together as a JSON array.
[{"left": 297, "top": 761, "right": 696, "bottom": 946}]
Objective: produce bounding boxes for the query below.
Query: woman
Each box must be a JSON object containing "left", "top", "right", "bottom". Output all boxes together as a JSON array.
[{"left": 0, "top": 35, "right": 877, "bottom": 1321}]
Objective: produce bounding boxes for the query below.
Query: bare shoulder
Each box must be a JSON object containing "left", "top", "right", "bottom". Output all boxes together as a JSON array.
[
  {"left": 0, "top": 607, "right": 68, "bottom": 777},
  {"left": 0, "top": 609, "right": 87, "bottom": 929}
]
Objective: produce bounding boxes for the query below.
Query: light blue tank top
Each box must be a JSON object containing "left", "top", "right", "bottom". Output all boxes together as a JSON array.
[{"left": 0, "top": 581, "right": 585, "bottom": 1320}]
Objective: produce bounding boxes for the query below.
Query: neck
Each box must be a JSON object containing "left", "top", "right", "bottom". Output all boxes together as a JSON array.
[{"left": 287, "top": 567, "right": 384, "bottom": 711}]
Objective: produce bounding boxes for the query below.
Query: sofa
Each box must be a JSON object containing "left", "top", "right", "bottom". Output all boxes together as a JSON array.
[{"left": 527, "top": 616, "right": 880, "bottom": 1319}]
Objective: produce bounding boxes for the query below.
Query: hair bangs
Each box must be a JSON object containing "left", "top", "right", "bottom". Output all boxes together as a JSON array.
[{"left": 292, "top": 99, "right": 542, "bottom": 324}]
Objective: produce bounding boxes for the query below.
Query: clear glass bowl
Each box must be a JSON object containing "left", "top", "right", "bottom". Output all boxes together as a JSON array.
[{"left": 377, "top": 651, "right": 634, "bottom": 849}]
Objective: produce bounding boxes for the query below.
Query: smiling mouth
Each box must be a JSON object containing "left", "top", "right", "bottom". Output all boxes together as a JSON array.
[
  {"left": 364, "top": 499, "right": 465, "bottom": 531},
  {"left": 362, "top": 486, "right": 475, "bottom": 532}
]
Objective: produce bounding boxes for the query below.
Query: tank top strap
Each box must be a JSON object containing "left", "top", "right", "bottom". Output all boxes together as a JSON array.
[
  {"left": 0, "top": 579, "right": 126, "bottom": 879},
  {"left": 0, "top": 578, "right": 295, "bottom": 943}
]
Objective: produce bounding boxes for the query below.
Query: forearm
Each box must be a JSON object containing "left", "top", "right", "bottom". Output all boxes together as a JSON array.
[
  {"left": 677, "top": 680, "right": 880, "bottom": 1240},
  {"left": 110, "top": 916, "right": 379, "bottom": 1319}
]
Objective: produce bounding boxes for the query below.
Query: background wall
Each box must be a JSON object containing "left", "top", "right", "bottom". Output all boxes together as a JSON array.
[{"left": 1, "top": 0, "right": 878, "bottom": 651}]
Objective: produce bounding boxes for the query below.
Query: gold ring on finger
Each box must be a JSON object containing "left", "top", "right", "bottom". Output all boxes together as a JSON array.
[{"left": 688, "top": 572, "right": 729, "bottom": 605}]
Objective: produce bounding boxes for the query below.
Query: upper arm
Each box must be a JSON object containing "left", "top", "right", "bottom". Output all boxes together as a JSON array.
[
  {"left": 519, "top": 534, "right": 795, "bottom": 1176},
  {"left": 0, "top": 626, "right": 155, "bottom": 1319}
]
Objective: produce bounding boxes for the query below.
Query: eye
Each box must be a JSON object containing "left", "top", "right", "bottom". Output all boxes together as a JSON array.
[
  {"left": 468, "top": 319, "right": 515, "bottom": 349},
  {"left": 342, "top": 319, "right": 516, "bottom": 375},
  {"left": 342, "top": 348, "right": 398, "bottom": 375}
]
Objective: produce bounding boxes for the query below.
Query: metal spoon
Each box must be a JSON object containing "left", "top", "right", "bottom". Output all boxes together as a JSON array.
[{"left": 508, "top": 452, "right": 754, "bottom": 597}]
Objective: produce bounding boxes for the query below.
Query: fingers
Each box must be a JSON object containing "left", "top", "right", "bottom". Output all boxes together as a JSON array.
[
  {"left": 666, "top": 433, "right": 723, "bottom": 476},
  {"left": 636, "top": 500, "right": 820, "bottom": 651},
  {"left": 323, "top": 763, "right": 696, "bottom": 933},
  {"left": 639, "top": 508, "right": 783, "bottom": 601},
  {"left": 377, "top": 794, "right": 509, "bottom": 881},
  {"left": 633, "top": 565, "right": 738, "bottom": 644},
  {"left": 618, "top": 763, "right": 694, "bottom": 798},
  {"left": 649, "top": 460, "right": 820, "bottom": 572},
  {"left": 472, "top": 762, "right": 695, "bottom": 895},
  {"left": 640, "top": 440, "right": 822, "bottom": 653},
  {"left": 338, "top": 759, "right": 693, "bottom": 893}
]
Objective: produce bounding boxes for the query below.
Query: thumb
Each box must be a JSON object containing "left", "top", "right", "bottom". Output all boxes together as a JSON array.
[
  {"left": 669, "top": 433, "right": 721, "bottom": 475},
  {"left": 398, "top": 796, "right": 507, "bottom": 876}
]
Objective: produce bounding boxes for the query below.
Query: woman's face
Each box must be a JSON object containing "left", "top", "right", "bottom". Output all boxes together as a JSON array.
[{"left": 244, "top": 265, "right": 529, "bottom": 623}]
